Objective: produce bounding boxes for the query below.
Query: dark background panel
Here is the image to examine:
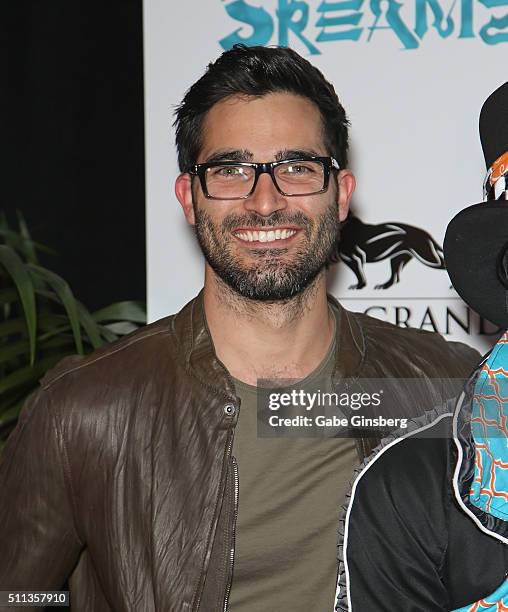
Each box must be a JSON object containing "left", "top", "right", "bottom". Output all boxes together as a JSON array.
[{"left": 3, "top": 1, "right": 146, "bottom": 311}]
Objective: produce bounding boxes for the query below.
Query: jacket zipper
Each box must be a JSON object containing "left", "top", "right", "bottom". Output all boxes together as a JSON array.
[
  {"left": 194, "top": 424, "right": 237, "bottom": 612},
  {"left": 223, "top": 455, "right": 239, "bottom": 612}
]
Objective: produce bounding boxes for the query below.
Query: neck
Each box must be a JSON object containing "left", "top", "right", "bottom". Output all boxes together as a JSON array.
[{"left": 203, "top": 266, "right": 335, "bottom": 385}]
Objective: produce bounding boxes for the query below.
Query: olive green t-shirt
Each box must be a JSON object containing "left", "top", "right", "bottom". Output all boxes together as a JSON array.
[{"left": 229, "top": 309, "right": 359, "bottom": 611}]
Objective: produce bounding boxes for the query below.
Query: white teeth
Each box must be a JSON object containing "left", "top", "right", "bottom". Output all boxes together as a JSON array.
[{"left": 235, "top": 229, "right": 297, "bottom": 242}]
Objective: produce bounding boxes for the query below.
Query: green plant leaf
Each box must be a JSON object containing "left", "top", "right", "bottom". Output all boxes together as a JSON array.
[
  {"left": 0, "top": 314, "right": 68, "bottom": 341},
  {"left": 103, "top": 321, "right": 139, "bottom": 335},
  {"left": 16, "top": 211, "right": 38, "bottom": 264},
  {"left": 0, "top": 246, "right": 36, "bottom": 364},
  {"left": 0, "top": 354, "right": 64, "bottom": 396},
  {"left": 0, "top": 317, "right": 30, "bottom": 337},
  {"left": 27, "top": 264, "right": 84, "bottom": 355},
  {"left": 96, "top": 325, "right": 119, "bottom": 343},
  {"left": 0, "top": 338, "right": 31, "bottom": 365},
  {"left": 0, "top": 334, "right": 76, "bottom": 366},
  {"left": 77, "top": 301, "right": 103, "bottom": 349},
  {"left": 33, "top": 287, "right": 102, "bottom": 349},
  {"left": 37, "top": 314, "right": 71, "bottom": 331},
  {"left": 92, "top": 301, "right": 146, "bottom": 324},
  {"left": 0, "top": 287, "right": 18, "bottom": 321},
  {"left": 37, "top": 322, "right": 72, "bottom": 340},
  {"left": 0, "top": 288, "right": 20, "bottom": 305},
  {"left": 0, "top": 229, "right": 55, "bottom": 257},
  {"left": 0, "top": 211, "right": 148, "bottom": 446}
]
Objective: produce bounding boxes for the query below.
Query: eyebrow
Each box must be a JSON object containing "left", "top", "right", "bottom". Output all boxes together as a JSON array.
[
  {"left": 275, "top": 148, "right": 322, "bottom": 161},
  {"left": 204, "top": 148, "right": 323, "bottom": 164},
  {"left": 205, "top": 149, "right": 253, "bottom": 163}
]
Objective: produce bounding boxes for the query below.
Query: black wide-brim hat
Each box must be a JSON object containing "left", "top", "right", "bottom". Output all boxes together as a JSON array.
[{"left": 444, "top": 81, "right": 508, "bottom": 328}]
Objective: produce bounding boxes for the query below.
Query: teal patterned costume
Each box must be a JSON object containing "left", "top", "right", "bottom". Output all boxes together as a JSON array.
[{"left": 453, "top": 332, "right": 508, "bottom": 611}]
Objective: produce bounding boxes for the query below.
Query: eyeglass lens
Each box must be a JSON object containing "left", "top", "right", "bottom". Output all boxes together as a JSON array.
[{"left": 204, "top": 160, "right": 326, "bottom": 198}]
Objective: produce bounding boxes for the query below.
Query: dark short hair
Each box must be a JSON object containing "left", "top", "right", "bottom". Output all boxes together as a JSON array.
[{"left": 174, "top": 45, "right": 349, "bottom": 172}]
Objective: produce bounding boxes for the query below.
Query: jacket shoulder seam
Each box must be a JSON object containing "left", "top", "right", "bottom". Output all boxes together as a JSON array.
[{"left": 41, "top": 327, "right": 171, "bottom": 389}]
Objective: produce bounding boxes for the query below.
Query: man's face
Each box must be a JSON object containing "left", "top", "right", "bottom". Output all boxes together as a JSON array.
[{"left": 176, "top": 92, "right": 355, "bottom": 301}]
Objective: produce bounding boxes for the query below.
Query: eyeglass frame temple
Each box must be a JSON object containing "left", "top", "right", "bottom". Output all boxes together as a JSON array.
[{"left": 187, "top": 156, "right": 340, "bottom": 200}]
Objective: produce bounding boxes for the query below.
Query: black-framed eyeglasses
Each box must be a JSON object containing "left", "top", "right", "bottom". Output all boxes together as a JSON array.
[{"left": 188, "top": 156, "right": 340, "bottom": 200}]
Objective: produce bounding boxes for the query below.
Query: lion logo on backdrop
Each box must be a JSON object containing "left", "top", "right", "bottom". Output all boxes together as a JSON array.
[{"left": 339, "top": 215, "right": 446, "bottom": 289}]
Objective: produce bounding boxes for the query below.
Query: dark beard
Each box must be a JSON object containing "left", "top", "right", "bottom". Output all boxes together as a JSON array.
[{"left": 193, "top": 203, "right": 340, "bottom": 302}]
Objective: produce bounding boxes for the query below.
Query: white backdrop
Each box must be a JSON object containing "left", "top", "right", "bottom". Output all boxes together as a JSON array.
[{"left": 143, "top": 0, "right": 508, "bottom": 352}]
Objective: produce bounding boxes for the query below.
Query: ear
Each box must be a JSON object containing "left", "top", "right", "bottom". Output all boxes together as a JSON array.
[
  {"left": 337, "top": 169, "right": 356, "bottom": 222},
  {"left": 175, "top": 173, "right": 196, "bottom": 226}
]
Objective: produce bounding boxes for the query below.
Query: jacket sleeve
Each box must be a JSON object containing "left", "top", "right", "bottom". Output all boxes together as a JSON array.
[
  {"left": 0, "top": 387, "right": 83, "bottom": 606},
  {"left": 336, "top": 433, "right": 451, "bottom": 612},
  {"left": 446, "top": 340, "right": 482, "bottom": 373}
]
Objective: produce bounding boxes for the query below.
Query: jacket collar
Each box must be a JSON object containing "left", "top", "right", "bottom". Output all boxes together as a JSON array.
[
  {"left": 172, "top": 290, "right": 365, "bottom": 397},
  {"left": 172, "top": 290, "right": 237, "bottom": 400},
  {"left": 327, "top": 293, "right": 365, "bottom": 381}
]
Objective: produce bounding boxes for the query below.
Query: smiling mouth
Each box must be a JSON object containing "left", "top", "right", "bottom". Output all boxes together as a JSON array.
[{"left": 233, "top": 228, "right": 298, "bottom": 244}]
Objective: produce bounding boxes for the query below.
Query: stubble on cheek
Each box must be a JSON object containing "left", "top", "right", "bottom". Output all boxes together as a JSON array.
[{"left": 191, "top": 187, "right": 340, "bottom": 300}]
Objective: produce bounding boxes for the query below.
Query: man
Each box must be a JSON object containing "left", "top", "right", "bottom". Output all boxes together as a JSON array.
[
  {"left": 0, "top": 45, "right": 478, "bottom": 611},
  {"left": 336, "top": 80, "right": 508, "bottom": 612}
]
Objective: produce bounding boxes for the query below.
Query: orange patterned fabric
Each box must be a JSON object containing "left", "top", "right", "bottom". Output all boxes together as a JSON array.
[{"left": 489, "top": 152, "right": 508, "bottom": 187}]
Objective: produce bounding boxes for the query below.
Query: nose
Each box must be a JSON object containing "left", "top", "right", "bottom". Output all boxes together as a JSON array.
[{"left": 243, "top": 172, "right": 287, "bottom": 217}]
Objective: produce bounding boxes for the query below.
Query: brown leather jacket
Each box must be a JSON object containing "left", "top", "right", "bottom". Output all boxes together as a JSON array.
[{"left": 0, "top": 292, "right": 479, "bottom": 611}]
